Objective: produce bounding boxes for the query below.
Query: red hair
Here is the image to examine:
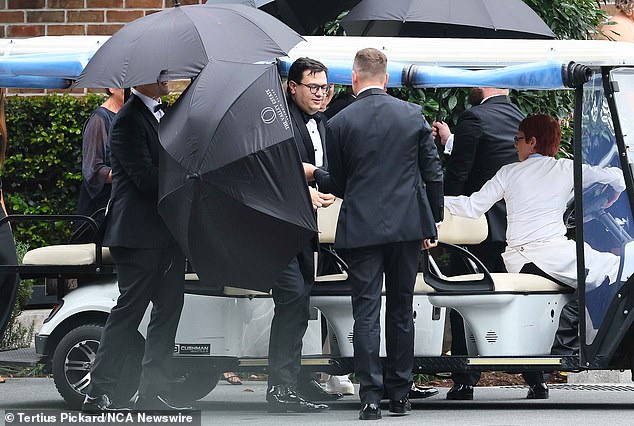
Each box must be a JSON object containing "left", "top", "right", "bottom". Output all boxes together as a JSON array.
[{"left": 518, "top": 114, "right": 561, "bottom": 157}]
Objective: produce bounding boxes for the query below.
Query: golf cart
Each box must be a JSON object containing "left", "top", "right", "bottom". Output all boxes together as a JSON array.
[{"left": 2, "top": 36, "right": 634, "bottom": 408}]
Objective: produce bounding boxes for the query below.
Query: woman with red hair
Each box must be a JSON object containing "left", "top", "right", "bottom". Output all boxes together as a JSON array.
[{"left": 444, "top": 114, "right": 625, "bottom": 290}]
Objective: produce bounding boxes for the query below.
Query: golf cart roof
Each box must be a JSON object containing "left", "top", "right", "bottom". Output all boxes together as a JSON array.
[{"left": 1, "top": 35, "right": 634, "bottom": 89}]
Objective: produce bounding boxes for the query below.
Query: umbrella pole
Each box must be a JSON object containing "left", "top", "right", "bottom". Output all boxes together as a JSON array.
[{"left": 173, "top": 0, "right": 180, "bottom": 6}]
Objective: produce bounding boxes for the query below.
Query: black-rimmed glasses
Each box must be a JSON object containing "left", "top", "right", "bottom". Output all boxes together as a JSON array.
[
  {"left": 297, "top": 82, "right": 331, "bottom": 95},
  {"left": 513, "top": 135, "right": 525, "bottom": 145}
]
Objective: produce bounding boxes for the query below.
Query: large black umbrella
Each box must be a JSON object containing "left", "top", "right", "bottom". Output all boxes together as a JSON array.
[
  {"left": 75, "top": 3, "right": 302, "bottom": 88},
  {"left": 341, "top": 0, "right": 555, "bottom": 39},
  {"left": 206, "top": 0, "right": 362, "bottom": 35},
  {"left": 158, "top": 61, "right": 317, "bottom": 292}
]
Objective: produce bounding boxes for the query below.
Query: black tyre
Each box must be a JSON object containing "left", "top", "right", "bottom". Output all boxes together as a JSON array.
[
  {"left": 170, "top": 367, "right": 220, "bottom": 403},
  {"left": 51, "top": 324, "right": 144, "bottom": 408}
]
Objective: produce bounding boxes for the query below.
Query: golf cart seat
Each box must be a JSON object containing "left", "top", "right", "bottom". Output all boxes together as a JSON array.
[
  {"left": 23, "top": 244, "right": 112, "bottom": 266},
  {"left": 426, "top": 208, "right": 573, "bottom": 356}
]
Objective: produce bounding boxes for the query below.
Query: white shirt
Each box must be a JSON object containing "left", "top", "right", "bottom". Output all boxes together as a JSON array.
[
  {"left": 131, "top": 88, "right": 164, "bottom": 122},
  {"left": 444, "top": 155, "right": 625, "bottom": 288},
  {"left": 306, "top": 118, "right": 323, "bottom": 167}
]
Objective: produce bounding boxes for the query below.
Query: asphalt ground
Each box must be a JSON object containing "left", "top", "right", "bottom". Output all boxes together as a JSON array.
[{"left": 1, "top": 379, "right": 634, "bottom": 426}]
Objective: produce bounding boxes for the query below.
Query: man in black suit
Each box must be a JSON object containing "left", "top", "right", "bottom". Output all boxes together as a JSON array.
[
  {"left": 433, "top": 88, "right": 547, "bottom": 400},
  {"left": 307, "top": 48, "right": 443, "bottom": 420},
  {"left": 265, "top": 57, "right": 335, "bottom": 413},
  {"left": 83, "top": 75, "right": 189, "bottom": 413}
]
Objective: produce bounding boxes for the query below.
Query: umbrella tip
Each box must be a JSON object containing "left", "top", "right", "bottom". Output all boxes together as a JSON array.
[{"left": 173, "top": 0, "right": 180, "bottom": 6}]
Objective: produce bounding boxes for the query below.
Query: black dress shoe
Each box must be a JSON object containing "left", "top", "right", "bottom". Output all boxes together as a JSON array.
[
  {"left": 297, "top": 378, "right": 343, "bottom": 401},
  {"left": 134, "top": 395, "right": 194, "bottom": 412},
  {"left": 359, "top": 403, "right": 382, "bottom": 420},
  {"left": 446, "top": 384, "right": 474, "bottom": 400},
  {"left": 267, "top": 385, "right": 329, "bottom": 413},
  {"left": 388, "top": 397, "right": 411, "bottom": 415},
  {"left": 526, "top": 383, "right": 549, "bottom": 399},
  {"left": 408, "top": 383, "right": 439, "bottom": 399},
  {"left": 82, "top": 394, "right": 131, "bottom": 414}
]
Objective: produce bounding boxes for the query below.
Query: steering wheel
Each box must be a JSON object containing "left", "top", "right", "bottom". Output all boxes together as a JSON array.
[{"left": 564, "top": 182, "right": 613, "bottom": 229}]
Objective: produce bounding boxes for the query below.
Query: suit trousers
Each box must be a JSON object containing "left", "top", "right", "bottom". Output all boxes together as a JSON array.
[
  {"left": 267, "top": 244, "right": 314, "bottom": 387},
  {"left": 342, "top": 240, "right": 421, "bottom": 404},
  {"left": 89, "top": 245, "right": 185, "bottom": 399}
]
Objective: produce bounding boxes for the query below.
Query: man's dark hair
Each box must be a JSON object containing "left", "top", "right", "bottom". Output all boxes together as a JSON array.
[{"left": 287, "top": 57, "right": 328, "bottom": 95}]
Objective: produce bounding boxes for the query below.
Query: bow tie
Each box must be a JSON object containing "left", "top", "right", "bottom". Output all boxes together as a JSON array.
[
  {"left": 153, "top": 103, "right": 167, "bottom": 113},
  {"left": 301, "top": 111, "right": 320, "bottom": 124}
]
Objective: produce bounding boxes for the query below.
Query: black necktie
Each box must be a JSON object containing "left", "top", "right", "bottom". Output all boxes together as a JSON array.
[{"left": 154, "top": 103, "right": 167, "bottom": 113}]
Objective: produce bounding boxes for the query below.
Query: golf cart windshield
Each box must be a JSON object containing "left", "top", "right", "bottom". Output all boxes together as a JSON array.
[{"left": 580, "top": 70, "right": 634, "bottom": 349}]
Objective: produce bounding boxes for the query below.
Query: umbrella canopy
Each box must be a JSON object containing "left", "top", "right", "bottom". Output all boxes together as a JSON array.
[
  {"left": 158, "top": 61, "right": 317, "bottom": 292},
  {"left": 75, "top": 3, "right": 302, "bottom": 88},
  {"left": 206, "top": 0, "right": 362, "bottom": 35},
  {"left": 341, "top": 0, "right": 555, "bottom": 39}
]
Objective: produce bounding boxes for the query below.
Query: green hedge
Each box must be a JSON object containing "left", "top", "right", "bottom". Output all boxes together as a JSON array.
[{"left": 4, "top": 93, "right": 104, "bottom": 248}]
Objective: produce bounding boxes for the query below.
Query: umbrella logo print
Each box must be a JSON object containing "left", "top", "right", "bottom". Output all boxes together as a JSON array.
[{"left": 261, "top": 107, "right": 276, "bottom": 124}]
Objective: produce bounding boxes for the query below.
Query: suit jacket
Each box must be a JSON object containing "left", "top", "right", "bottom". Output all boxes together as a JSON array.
[
  {"left": 321, "top": 88, "right": 443, "bottom": 249},
  {"left": 444, "top": 95, "right": 524, "bottom": 242},
  {"left": 102, "top": 94, "right": 175, "bottom": 248}
]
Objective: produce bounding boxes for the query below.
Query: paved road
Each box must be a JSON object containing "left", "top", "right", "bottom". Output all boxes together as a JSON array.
[{"left": 1, "top": 379, "right": 634, "bottom": 425}]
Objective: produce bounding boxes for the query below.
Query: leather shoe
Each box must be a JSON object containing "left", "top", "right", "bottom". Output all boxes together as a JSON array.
[
  {"left": 388, "top": 397, "right": 411, "bottom": 415},
  {"left": 408, "top": 383, "right": 439, "bottom": 399},
  {"left": 297, "top": 378, "right": 343, "bottom": 401},
  {"left": 134, "top": 395, "right": 193, "bottom": 412},
  {"left": 267, "top": 385, "right": 329, "bottom": 413},
  {"left": 82, "top": 394, "right": 130, "bottom": 414},
  {"left": 446, "top": 384, "right": 474, "bottom": 400},
  {"left": 359, "top": 403, "right": 382, "bottom": 420},
  {"left": 526, "top": 383, "right": 549, "bottom": 399}
]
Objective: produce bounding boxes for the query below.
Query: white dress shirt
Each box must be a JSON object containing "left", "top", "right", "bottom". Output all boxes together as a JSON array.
[
  {"left": 306, "top": 118, "right": 323, "bottom": 167},
  {"left": 444, "top": 155, "right": 626, "bottom": 288},
  {"left": 131, "top": 88, "right": 164, "bottom": 122}
]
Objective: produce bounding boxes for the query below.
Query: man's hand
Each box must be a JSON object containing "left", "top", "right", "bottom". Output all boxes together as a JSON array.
[
  {"left": 303, "top": 163, "right": 317, "bottom": 181},
  {"left": 606, "top": 189, "right": 622, "bottom": 208},
  {"left": 432, "top": 121, "right": 451, "bottom": 146},
  {"left": 309, "top": 187, "right": 336, "bottom": 209},
  {"left": 422, "top": 239, "right": 438, "bottom": 250}
]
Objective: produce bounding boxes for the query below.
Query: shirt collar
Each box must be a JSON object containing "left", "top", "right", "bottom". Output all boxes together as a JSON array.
[
  {"left": 480, "top": 94, "right": 506, "bottom": 104},
  {"left": 131, "top": 88, "right": 161, "bottom": 115}
]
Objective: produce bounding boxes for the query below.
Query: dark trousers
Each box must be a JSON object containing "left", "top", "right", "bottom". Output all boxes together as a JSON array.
[
  {"left": 89, "top": 245, "right": 185, "bottom": 399},
  {"left": 268, "top": 244, "right": 314, "bottom": 387},
  {"left": 0, "top": 204, "right": 19, "bottom": 340},
  {"left": 342, "top": 240, "right": 421, "bottom": 405}
]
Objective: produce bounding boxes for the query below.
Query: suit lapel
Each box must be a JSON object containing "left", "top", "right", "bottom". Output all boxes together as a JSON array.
[
  {"left": 288, "top": 100, "right": 316, "bottom": 164},
  {"left": 131, "top": 95, "right": 159, "bottom": 134}
]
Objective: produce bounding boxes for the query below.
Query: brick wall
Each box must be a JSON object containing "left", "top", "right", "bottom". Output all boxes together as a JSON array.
[{"left": 0, "top": 0, "right": 205, "bottom": 38}]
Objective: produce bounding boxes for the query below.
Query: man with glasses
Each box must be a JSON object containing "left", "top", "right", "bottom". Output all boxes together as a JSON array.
[
  {"left": 433, "top": 88, "right": 548, "bottom": 400},
  {"left": 265, "top": 57, "right": 337, "bottom": 413}
]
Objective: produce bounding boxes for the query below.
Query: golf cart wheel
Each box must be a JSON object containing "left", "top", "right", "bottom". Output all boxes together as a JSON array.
[
  {"left": 52, "top": 324, "right": 144, "bottom": 408},
  {"left": 170, "top": 368, "right": 220, "bottom": 403}
]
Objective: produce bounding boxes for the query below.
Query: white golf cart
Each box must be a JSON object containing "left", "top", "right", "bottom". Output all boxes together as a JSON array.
[{"left": 2, "top": 36, "right": 634, "bottom": 408}]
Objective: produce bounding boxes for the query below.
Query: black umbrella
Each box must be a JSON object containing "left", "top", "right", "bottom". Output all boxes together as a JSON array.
[
  {"left": 75, "top": 3, "right": 302, "bottom": 88},
  {"left": 341, "top": 0, "right": 555, "bottom": 39},
  {"left": 158, "top": 61, "right": 317, "bottom": 292},
  {"left": 206, "top": 0, "right": 362, "bottom": 35}
]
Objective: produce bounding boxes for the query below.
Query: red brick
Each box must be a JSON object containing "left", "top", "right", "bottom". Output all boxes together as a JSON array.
[
  {"left": 27, "top": 11, "right": 65, "bottom": 23},
  {"left": 8, "top": 88, "right": 46, "bottom": 95},
  {"left": 87, "top": 0, "right": 124, "bottom": 7},
  {"left": 7, "top": 25, "right": 45, "bottom": 36},
  {"left": 48, "top": 0, "right": 85, "bottom": 7},
  {"left": 0, "top": 11, "right": 25, "bottom": 23},
  {"left": 87, "top": 23, "right": 124, "bottom": 35},
  {"left": 8, "top": 0, "right": 45, "bottom": 8},
  {"left": 107, "top": 10, "right": 145, "bottom": 23},
  {"left": 178, "top": 0, "right": 204, "bottom": 5},
  {"left": 0, "top": 27, "right": 5, "bottom": 38},
  {"left": 144, "top": 9, "right": 161, "bottom": 16},
  {"left": 126, "top": 0, "right": 163, "bottom": 8},
  {"left": 47, "top": 24, "right": 86, "bottom": 36},
  {"left": 68, "top": 10, "right": 105, "bottom": 23}
]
